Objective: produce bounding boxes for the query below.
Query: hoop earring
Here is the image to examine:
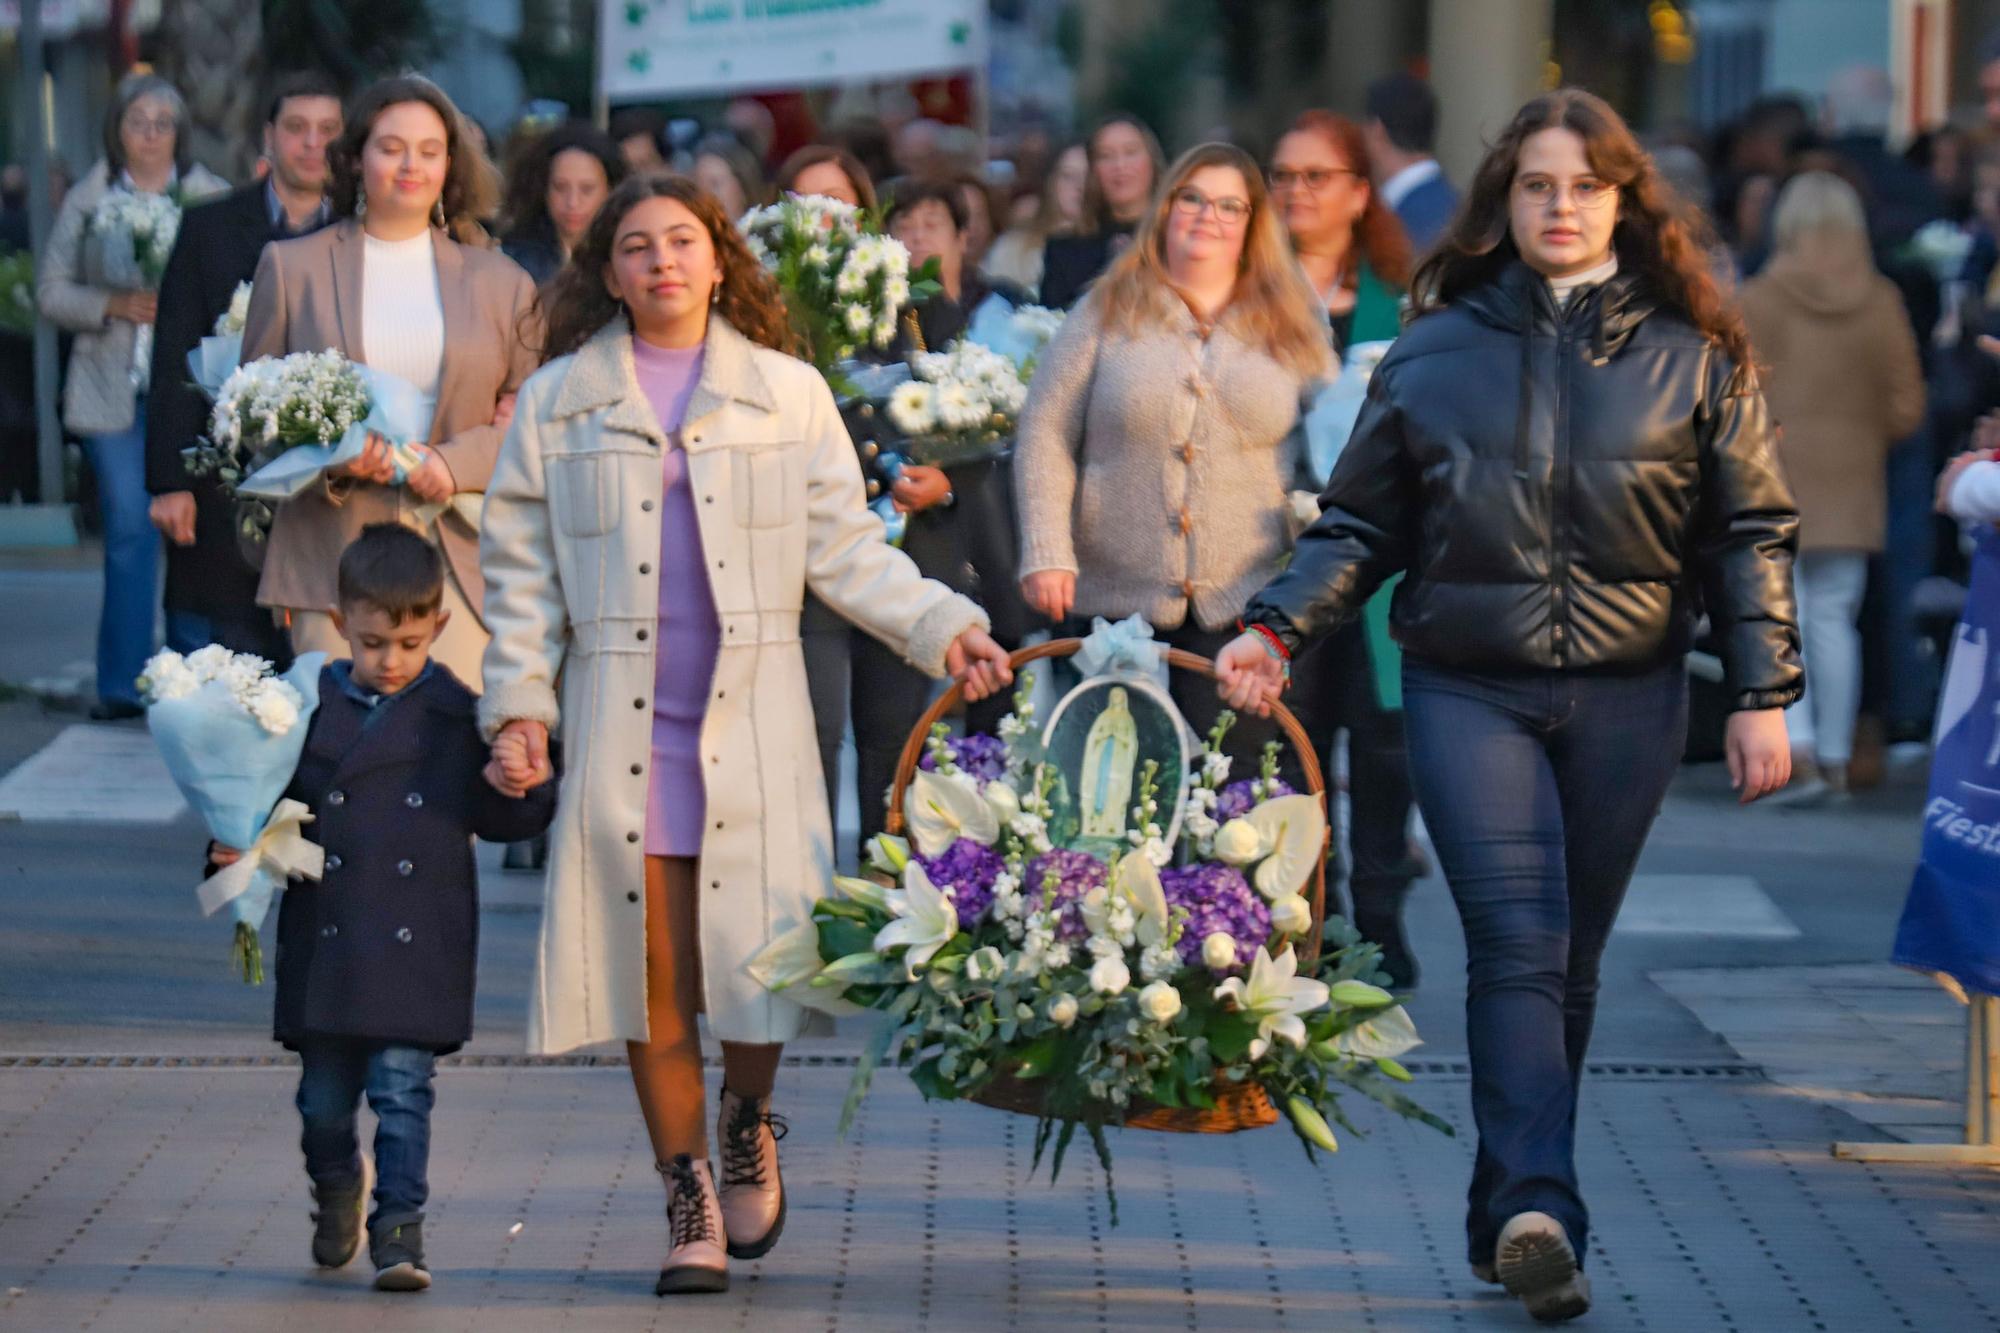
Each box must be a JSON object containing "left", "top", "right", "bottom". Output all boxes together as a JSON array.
[
  {"left": 432, "top": 200, "right": 446, "bottom": 229},
  {"left": 354, "top": 191, "right": 367, "bottom": 220}
]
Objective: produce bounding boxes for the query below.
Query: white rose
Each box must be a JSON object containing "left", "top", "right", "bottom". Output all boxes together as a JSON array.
[
  {"left": 965, "top": 946, "right": 1006, "bottom": 982},
  {"left": 247, "top": 685, "right": 301, "bottom": 736},
  {"left": 983, "top": 780, "right": 1020, "bottom": 824},
  {"left": 1137, "top": 980, "right": 1183, "bottom": 1024},
  {"left": 1088, "top": 955, "right": 1131, "bottom": 995},
  {"left": 1048, "top": 993, "right": 1079, "bottom": 1028},
  {"left": 1268, "top": 894, "right": 1313, "bottom": 937},
  {"left": 1201, "top": 931, "right": 1239, "bottom": 971},
  {"left": 1213, "top": 818, "right": 1263, "bottom": 866}
]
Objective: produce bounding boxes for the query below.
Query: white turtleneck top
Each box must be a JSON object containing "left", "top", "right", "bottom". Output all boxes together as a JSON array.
[
  {"left": 361, "top": 230, "right": 445, "bottom": 398},
  {"left": 1547, "top": 254, "right": 1619, "bottom": 308}
]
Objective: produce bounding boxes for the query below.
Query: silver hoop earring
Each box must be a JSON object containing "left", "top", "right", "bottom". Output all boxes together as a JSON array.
[{"left": 354, "top": 191, "right": 367, "bottom": 220}]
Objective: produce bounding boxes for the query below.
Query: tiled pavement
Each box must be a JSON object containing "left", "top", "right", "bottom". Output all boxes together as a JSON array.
[{"left": 1, "top": 1061, "right": 1996, "bottom": 1331}]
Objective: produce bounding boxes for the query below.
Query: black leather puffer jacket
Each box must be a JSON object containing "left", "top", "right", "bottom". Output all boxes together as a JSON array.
[{"left": 1245, "top": 261, "right": 1803, "bottom": 712}]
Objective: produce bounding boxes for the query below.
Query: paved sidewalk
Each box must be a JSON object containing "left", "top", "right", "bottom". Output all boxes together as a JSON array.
[{"left": 1, "top": 1061, "right": 1996, "bottom": 1332}]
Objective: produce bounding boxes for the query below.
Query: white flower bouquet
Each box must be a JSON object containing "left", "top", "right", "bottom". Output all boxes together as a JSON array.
[
  {"left": 752, "top": 626, "right": 1446, "bottom": 1218},
  {"left": 88, "top": 187, "right": 185, "bottom": 388},
  {"left": 187, "top": 280, "right": 253, "bottom": 396},
  {"left": 885, "top": 339, "right": 1031, "bottom": 468},
  {"left": 1906, "top": 219, "right": 1974, "bottom": 284},
  {"left": 181, "top": 350, "right": 435, "bottom": 537},
  {"left": 739, "top": 194, "right": 937, "bottom": 393},
  {"left": 139, "top": 646, "right": 329, "bottom": 983}
]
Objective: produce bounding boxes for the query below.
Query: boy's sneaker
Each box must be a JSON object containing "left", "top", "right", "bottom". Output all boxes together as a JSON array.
[
  {"left": 1495, "top": 1211, "right": 1590, "bottom": 1323},
  {"left": 370, "top": 1221, "right": 431, "bottom": 1292},
  {"left": 309, "top": 1155, "right": 371, "bottom": 1269}
]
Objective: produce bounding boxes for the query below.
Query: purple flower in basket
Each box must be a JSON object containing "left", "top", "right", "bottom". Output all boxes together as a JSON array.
[
  {"left": 1162, "top": 863, "right": 1272, "bottom": 970},
  {"left": 1215, "top": 776, "right": 1297, "bottom": 822},
  {"left": 1024, "top": 848, "right": 1109, "bottom": 940},
  {"left": 918, "top": 732, "right": 1009, "bottom": 784},
  {"left": 918, "top": 838, "right": 1006, "bottom": 926}
]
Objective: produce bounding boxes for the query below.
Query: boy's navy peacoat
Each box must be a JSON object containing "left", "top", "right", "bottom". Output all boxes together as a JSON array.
[{"left": 273, "top": 664, "right": 556, "bottom": 1053}]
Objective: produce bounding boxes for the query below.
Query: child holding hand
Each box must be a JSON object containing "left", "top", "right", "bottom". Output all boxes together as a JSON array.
[{"left": 213, "top": 523, "right": 557, "bottom": 1291}]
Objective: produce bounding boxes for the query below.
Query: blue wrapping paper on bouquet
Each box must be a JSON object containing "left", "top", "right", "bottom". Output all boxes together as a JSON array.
[
  {"left": 1894, "top": 529, "right": 2000, "bottom": 997},
  {"left": 234, "top": 365, "right": 436, "bottom": 502},
  {"left": 146, "top": 651, "right": 327, "bottom": 949}
]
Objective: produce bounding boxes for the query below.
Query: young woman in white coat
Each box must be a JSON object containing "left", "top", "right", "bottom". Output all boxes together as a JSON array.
[{"left": 478, "top": 174, "right": 1012, "bottom": 1297}]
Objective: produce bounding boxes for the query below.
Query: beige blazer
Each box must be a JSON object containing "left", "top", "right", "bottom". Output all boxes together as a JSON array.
[
  {"left": 478, "top": 319, "right": 988, "bottom": 1051},
  {"left": 239, "top": 219, "right": 540, "bottom": 617}
]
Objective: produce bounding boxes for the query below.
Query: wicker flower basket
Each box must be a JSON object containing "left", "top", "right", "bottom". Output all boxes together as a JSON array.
[{"left": 884, "top": 637, "right": 1330, "bottom": 1134}]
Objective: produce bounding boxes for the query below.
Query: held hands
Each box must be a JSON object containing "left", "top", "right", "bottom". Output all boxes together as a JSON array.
[
  {"left": 891, "top": 464, "right": 952, "bottom": 514},
  {"left": 492, "top": 392, "right": 517, "bottom": 433},
  {"left": 1725, "top": 708, "right": 1791, "bottom": 804},
  {"left": 105, "top": 290, "right": 157, "bottom": 325},
  {"left": 402, "top": 446, "right": 456, "bottom": 504},
  {"left": 331, "top": 433, "right": 400, "bottom": 484},
  {"left": 1020, "top": 570, "right": 1076, "bottom": 624},
  {"left": 1214, "top": 631, "right": 1288, "bottom": 718},
  {"left": 149, "top": 491, "right": 197, "bottom": 546},
  {"left": 946, "top": 627, "right": 1015, "bottom": 702},
  {"left": 485, "top": 719, "right": 553, "bottom": 798}
]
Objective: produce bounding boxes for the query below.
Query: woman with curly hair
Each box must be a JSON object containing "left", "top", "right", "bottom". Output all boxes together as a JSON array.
[
  {"left": 1218, "top": 89, "right": 1801, "bottom": 1322},
  {"left": 477, "top": 173, "right": 1012, "bottom": 1296},
  {"left": 498, "top": 121, "right": 626, "bottom": 285}
]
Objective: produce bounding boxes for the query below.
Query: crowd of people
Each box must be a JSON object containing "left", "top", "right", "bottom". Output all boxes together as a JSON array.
[{"left": 8, "top": 45, "right": 1999, "bottom": 1325}]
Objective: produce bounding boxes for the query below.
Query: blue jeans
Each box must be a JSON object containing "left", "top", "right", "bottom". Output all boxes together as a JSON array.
[
  {"left": 295, "top": 1039, "right": 437, "bottom": 1232},
  {"left": 81, "top": 403, "right": 156, "bottom": 707},
  {"left": 1401, "top": 659, "right": 1687, "bottom": 1267}
]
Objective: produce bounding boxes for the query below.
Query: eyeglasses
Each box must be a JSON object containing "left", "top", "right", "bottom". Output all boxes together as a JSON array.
[
  {"left": 1170, "top": 187, "right": 1252, "bottom": 226},
  {"left": 123, "top": 114, "right": 177, "bottom": 139},
  {"left": 1514, "top": 176, "right": 1617, "bottom": 209},
  {"left": 1268, "top": 167, "right": 1363, "bottom": 193}
]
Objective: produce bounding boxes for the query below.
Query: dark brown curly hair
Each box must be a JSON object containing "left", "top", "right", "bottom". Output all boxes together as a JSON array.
[
  {"left": 1411, "top": 88, "right": 1751, "bottom": 371},
  {"left": 329, "top": 75, "right": 500, "bottom": 246},
  {"left": 536, "top": 172, "right": 798, "bottom": 364}
]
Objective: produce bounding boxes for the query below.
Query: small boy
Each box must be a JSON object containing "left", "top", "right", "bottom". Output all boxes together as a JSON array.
[{"left": 212, "top": 524, "right": 556, "bottom": 1291}]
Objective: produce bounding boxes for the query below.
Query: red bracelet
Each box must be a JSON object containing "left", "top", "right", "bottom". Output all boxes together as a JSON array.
[{"left": 1240, "top": 620, "right": 1291, "bottom": 663}]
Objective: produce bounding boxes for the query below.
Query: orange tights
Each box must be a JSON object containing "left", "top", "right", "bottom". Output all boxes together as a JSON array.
[{"left": 627, "top": 856, "right": 782, "bottom": 1164}]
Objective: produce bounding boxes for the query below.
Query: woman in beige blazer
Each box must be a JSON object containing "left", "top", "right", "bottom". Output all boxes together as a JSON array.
[{"left": 240, "top": 74, "right": 535, "bottom": 687}]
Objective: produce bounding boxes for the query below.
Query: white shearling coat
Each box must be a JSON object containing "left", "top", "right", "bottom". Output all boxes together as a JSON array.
[{"left": 479, "top": 319, "right": 988, "bottom": 1053}]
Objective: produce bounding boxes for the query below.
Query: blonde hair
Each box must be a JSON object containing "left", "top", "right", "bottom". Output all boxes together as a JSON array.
[
  {"left": 1770, "top": 171, "right": 1868, "bottom": 252},
  {"left": 1093, "top": 142, "right": 1334, "bottom": 380}
]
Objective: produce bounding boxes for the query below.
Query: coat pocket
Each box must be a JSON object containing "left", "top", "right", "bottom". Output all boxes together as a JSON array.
[
  {"left": 730, "top": 445, "right": 803, "bottom": 530},
  {"left": 548, "top": 454, "right": 621, "bottom": 537}
]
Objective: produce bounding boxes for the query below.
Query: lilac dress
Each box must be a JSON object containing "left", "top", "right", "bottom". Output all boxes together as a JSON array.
[{"left": 635, "top": 338, "right": 720, "bottom": 857}]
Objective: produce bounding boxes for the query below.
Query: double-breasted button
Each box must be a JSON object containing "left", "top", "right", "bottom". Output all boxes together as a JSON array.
[
  {"left": 325, "top": 854, "right": 343, "bottom": 871},
  {"left": 627, "top": 891, "right": 639, "bottom": 903},
  {"left": 862, "top": 440, "right": 880, "bottom": 460},
  {"left": 867, "top": 479, "right": 882, "bottom": 499},
  {"left": 404, "top": 792, "right": 423, "bottom": 809},
  {"left": 395, "top": 927, "right": 413, "bottom": 943},
  {"left": 320, "top": 924, "right": 337, "bottom": 938},
  {"left": 327, "top": 790, "right": 346, "bottom": 806},
  {"left": 626, "top": 831, "right": 639, "bottom": 843},
  {"left": 641, "top": 499, "right": 655, "bottom": 512},
  {"left": 396, "top": 859, "right": 414, "bottom": 877},
  {"left": 639, "top": 562, "right": 652, "bottom": 575}
]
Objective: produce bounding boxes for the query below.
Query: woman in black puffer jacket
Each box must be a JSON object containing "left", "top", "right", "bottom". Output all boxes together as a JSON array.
[{"left": 1216, "top": 90, "right": 1801, "bottom": 1324}]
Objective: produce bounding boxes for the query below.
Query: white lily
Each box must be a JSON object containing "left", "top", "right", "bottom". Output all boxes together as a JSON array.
[
  {"left": 833, "top": 875, "right": 891, "bottom": 912},
  {"left": 1115, "top": 852, "right": 1172, "bottom": 948},
  {"left": 746, "top": 920, "right": 868, "bottom": 1017},
  {"left": 1212, "top": 945, "right": 1331, "bottom": 1061},
  {"left": 1213, "top": 818, "right": 1263, "bottom": 865},
  {"left": 873, "top": 862, "right": 960, "bottom": 973},
  {"left": 1268, "top": 893, "right": 1313, "bottom": 937},
  {"left": 983, "top": 780, "right": 1021, "bottom": 824},
  {"left": 866, "top": 833, "right": 912, "bottom": 876},
  {"left": 903, "top": 768, "right": 1000, "bottom": 858},
  {"left": 1331, "top": 1005, "right": 1423, "bottom": 1060},
  {"left": 1246, "top": 795, "right": 1328, "bottom": 901}
]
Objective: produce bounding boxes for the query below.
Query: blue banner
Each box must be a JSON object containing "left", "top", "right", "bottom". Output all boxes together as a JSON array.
[{"left": 1894, "top": 529, "right": 2000, "bottom": 996}]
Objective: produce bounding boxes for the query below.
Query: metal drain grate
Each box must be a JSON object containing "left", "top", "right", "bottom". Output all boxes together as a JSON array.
[{"left": 0, "top": 1051, "right": 1766, "bottom": 1078}]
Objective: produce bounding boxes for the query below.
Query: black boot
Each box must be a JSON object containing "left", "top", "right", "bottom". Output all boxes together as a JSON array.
[
  {"left": 308, "top": 1158, "right": 369, "bottom": 1269},
  {"left": 370, "top": 1220, "right": 430, "bottom": 1291}
]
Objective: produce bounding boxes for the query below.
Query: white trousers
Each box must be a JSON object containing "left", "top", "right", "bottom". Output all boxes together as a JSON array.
[{"left": 1784, "top": 550, "right": 1868, "bottom": 766}]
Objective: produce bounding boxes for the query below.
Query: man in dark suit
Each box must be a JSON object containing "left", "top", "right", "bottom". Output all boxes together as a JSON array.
[
  {"left": 145, "top": 71, "right": 343, "bottom": 661},
  {"left": 1363, "top": 73, "right": 1460, "bottom": 253}
]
